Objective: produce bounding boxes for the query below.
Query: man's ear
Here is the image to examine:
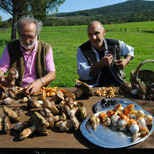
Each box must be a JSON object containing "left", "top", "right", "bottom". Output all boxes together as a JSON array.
[{"left": 103, "top": 29, "right": 106, "bottom": 36}]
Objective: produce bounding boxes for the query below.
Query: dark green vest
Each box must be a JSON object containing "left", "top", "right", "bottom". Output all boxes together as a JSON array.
[
  {"left": 7, "top": 40, "right": 50, "bottom": 86},
  {"left": 79, "top": 38, "right": 125, "bottom": 85}
]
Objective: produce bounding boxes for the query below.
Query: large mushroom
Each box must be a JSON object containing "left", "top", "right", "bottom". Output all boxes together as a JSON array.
[
  {"left": 73, "top": 79, "right": 93, "bottom": 99},
  {"left": 19, "top": 112, "right": 49, "bottom": 140}
]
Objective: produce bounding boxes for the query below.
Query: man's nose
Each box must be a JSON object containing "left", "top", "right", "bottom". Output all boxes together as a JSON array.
[
  {"left": 92, "top": 35, "right": 97, "bottom": 39},
  {"left": 25, "top": 38, "right": 31, "bottom": 43}
]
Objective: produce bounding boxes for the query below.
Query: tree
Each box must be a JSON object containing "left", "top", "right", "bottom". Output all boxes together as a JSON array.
[{"left": 0, "top": 0, "right": 65, "bottom": 40}]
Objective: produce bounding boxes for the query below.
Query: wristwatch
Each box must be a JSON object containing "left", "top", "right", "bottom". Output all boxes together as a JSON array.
[
  {"left": 40, "top": 78, "right": 45, "bottom": 84},
  {"left": 126, "top": 57, "right": 130, "bottom": 64}
]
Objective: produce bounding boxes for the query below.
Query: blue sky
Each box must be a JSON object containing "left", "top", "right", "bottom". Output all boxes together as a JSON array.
[{"left": 0, "top": 0, "right": 153, "bottom": 21}]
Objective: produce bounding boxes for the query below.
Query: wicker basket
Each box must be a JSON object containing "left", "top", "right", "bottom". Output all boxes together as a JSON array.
[{"left": 130, "top": 59, "right": 154, "bottom": 86}]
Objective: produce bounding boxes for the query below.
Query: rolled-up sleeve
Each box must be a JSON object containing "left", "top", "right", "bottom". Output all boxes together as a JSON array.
[
  {"left": 45, "top": 47, "right": 55, "bottom": 72},
  {"left": 0, "top": 46, "right": 10, "bottom": 73},
  {"left": 119, "top": 41, "right": 134, "bottom": 59},
  {"left": 77, "top": 48, "right": 92, "bottom": 80}
]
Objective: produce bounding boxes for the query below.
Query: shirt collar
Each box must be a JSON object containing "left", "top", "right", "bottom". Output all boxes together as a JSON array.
[{"left": 91, "top": 38, "right": 108, "bottom": 56}]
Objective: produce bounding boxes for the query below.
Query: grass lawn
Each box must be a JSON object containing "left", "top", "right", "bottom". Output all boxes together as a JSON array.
[{"left": 0, "top": 21, "right": 154, "bottom": 87}]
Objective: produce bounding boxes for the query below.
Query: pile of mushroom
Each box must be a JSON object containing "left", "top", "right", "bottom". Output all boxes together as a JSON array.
[
  {"left": 3, "top": 88, "right": 86, "bottom": 141},
  {"left": 26, "top": 89, "right": 86, "bottom": 128},
  {"left": 95, "top": 87, "right": 119, "bottom": 98},
  {"left": 0, "top": 72, "right": 89, "bottom": 140}
]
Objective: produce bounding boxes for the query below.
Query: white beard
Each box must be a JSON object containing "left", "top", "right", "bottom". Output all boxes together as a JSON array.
[{"left": 19, "top": 36, "right": 37, "bottom": 50}]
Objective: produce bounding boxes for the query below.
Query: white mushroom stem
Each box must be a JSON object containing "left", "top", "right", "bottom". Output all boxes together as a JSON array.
[
  {"left": 71, "top": 116, "right": 80, "bottom": 131},
  {"left": 68, "top": 107, "right": 79, "bottom": 118},
  {"left": 19, "top": 125, "right": 37, "bottom": 140}
]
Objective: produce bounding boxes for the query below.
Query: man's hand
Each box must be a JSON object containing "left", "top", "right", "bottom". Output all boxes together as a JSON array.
[
  {"left": 25, "top": 79, "right": 43, "bottom": 95},
  {"left": 100, "top": 54, "right": 113, "bottom": 67},
  {"left": 115, "top": 59, "right": 129, "bottom": 69},
  {"left": 90, "top": 54, "right": 113, "bottom": 77}
]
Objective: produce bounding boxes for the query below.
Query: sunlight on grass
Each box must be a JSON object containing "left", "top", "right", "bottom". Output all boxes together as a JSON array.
[{"left": 0, "top": 21, "right": 153, "bottom": 87}]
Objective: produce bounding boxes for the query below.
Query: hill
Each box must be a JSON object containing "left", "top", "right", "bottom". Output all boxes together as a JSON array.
[{"left": 45, "top": 0, "right": 154, "bottom": 26}]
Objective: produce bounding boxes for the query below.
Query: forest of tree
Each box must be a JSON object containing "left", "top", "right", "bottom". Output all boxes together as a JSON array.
[
  {"left": 45, "top": 0, "right": 154, "bottom": 26},
  {"left": 0, "top": 0, "right": 154, "bottom": 28}
]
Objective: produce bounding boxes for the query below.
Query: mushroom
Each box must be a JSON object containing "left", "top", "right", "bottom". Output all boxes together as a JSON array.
[
  {"left": 77, "top": 102, "right": 87, "bottom": 121},
  {"left": 7, "top": 89, "right": 16, "bottom": 98},
  {"left": 119, "top": 81, "right": 132, "bottom": 94},
  {"left": 5, "top": 67, "right": 19, "bottom": 86},
  {"left": 0, "top": 84, "right": 7, "bottom": 100},
  {"left": 60, "top": 89, "right": 76, "bottom": 101},
  {"left": 27, "top": 97, "right": 43, "bottom": 108},
  {"left": 65, "top": 97, "right": 77, "bottom": 109},
  {"left": 22, "top": 97, "right": 29, "bottom": 103},
  {"left": 0, "top": 97, "right": 13, "bottom": 105},
  {"left": 89, "top": 115, "right": 100, "bottom": 130},
  {"left": 131, "top": 83, "right": 147, "bottom": 99},
  {"left": 41, "top": 98, "right": 59, "bottom": 115},
  {"left": 73, "top": 79, "right": 93, "bottom": 99},
  {"left": 3, "top": 116, "right": 11, "bottom": 134},
  {"left": 40, "top": 108, "right": 55, "bottom": 128},
  {"left": 0, "top": 118, "right": 3, "bottom": 131},
  {"left": 54, "top": 112, "right": 67, "bottom": 122},
  {"left": 19, "top": 125, "right": 37, "bottom": 140},
  {"left": 3, "top": 106, "right": 20, "bottom": 122},
  {"left": 19, "top": 112, "right": 49, "bottom": 140},
  {"left": 55, "top": 120, "right": 74, "bottom": 131},
  {"left": 56, "top": 90, "right": 65, "bottom": 102},
  {"left": 14, "top": 121, "right": 29, "bottom": 132},
  {"left": 71, "top": 116, "right": 80, "bottom": 131}
]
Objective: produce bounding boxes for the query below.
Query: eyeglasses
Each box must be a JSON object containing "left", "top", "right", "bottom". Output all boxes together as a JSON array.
[{"left": 20, "top": 34, "right": 36, "bottom": 40}]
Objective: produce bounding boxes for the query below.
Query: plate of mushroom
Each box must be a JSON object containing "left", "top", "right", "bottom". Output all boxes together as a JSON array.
[{"left": 80, "top": 99, "right": 153, "bottom": 148}]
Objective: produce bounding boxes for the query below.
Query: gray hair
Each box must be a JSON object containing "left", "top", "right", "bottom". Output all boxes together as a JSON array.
[{"left": 17, "top": 16, "right": 42, "bottom": 35}]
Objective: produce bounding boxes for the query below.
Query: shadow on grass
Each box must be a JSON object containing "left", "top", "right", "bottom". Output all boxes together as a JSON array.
[{"left": 142, "top": 30, "right": 154, "bottom": 33}]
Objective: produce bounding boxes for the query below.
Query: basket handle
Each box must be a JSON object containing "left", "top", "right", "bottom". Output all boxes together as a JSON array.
[{"left": 134, "top": 59, "right": 154, "bottom": 79}]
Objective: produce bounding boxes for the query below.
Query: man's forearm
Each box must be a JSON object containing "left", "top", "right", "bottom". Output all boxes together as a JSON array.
[
  {"left": 125, "top": 55, "right": 133, "bottom": 64},
  {"left": 0, "top": 70, "right": 5, "bottom": 77},
  {"left": 39, "top": 71, "right": 56, "bottom": 86},
  {"left": 89, "top": 62, "right": 104, "bottom": 77}
]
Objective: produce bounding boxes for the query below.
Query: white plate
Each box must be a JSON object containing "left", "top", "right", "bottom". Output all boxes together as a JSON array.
[{"left": 80, "top": 99, "right": 154, "bottom": 149}]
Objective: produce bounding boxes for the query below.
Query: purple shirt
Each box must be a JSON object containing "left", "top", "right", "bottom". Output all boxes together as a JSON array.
[{"left": 0, "top": 41, "right": 55, "bottom": 87}]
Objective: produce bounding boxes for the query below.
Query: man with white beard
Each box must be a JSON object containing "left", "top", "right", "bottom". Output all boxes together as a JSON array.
[{"left": 0, "top": 16, "right": 56, "bottom": 95}]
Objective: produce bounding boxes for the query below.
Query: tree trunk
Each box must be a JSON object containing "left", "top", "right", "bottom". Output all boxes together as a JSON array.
[{"left": 11, "top": 1, "right": 19, "bottom": 41}]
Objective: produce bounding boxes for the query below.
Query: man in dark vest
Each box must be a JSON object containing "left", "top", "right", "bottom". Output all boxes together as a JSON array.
[
  {"left": 77, "top": 20, "right": 134, "bottom": 87},
  {"left": 0, "top": 16, "right": 56, "bottom": 95}
]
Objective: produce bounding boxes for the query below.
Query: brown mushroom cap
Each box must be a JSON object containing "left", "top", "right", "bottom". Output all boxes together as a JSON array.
[
  {"left": 75, "top": 79, "right": 93, "bottom": 97},
  {"left": 28, "top": 112, "right": 49, "bottom": 128},
  {"left": 119, "top": 81, "right": 132, "bottom": 94},
  {"left": 3, "top": 106, "right": 20, "bottom": 122},
  {"left": 60, "top": 89, "right": 76, "bottom": 101}
]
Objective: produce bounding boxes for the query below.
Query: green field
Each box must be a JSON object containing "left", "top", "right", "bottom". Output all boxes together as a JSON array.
[{"left": 0, "top": 21, "right": 154, "bottom": 87}]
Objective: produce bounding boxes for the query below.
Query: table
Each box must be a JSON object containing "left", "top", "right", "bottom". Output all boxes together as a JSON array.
[{"left": 0, "top": 87, "right": 153, "bottom": 152}]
